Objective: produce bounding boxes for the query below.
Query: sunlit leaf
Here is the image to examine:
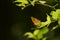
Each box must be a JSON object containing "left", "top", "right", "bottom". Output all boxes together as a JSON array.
[
  {"left": 50, "top": 11, "right": 58, "bottom": 20},
  {"left": 13, "top": 0, "right": 28, "bottom": 9},
  {"left": 16, "top": 3, "right": 25, "bottom": 6},
  {"left": 51, "top": 25, "right": 58, "bottom": 31},
  {"left": 39, "top": 1, "right": 46, "bottom": 4},
  {"left": 50, "top": 9, "right": 60, "bottom": 20},
  {"left": 41, "top": 27, "right": 49, "bottom": 34},
  {"left": 24, "top": 32, "right": 34, "bottom": 38},
  {"left": 37, "top": 33, "right": 43, "bottom": 39},
  {"left": 38, "top": 14, "right": 51, "bottom": 28},
  {"left": 37, "top": 27, "right": 49, "bottom": 39},
  {"left": 33, "top": 29, "right": 40, "bottom": 36},
  {"left": 14, "top": 0, "right": 28, "bottom": 4},
  {"left": 42, "top": 37, "right": 47, "bottom": 40},
  {"left": 58, "top": 19, "right": 60, "bottom": 25}
]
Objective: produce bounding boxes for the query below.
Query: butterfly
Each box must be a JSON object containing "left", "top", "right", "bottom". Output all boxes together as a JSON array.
[{"left": 31, "top": 16, "right": 41, "bottom": 26}]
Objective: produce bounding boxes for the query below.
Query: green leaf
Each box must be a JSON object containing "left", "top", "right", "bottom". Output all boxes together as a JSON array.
[
  {"left": 58, "top": 19, "right": 60, "bottom": 25},
  {"left": 42, "top": 37, "right": 47, "bottom": 40},
  {"left": 33, "top": 29, "right": 40, "bottom": 36},
  {"left": 51, "top": 25, "right": 58, "bottom": 31},
  {"left": 37, "top": 27, "right": 49, "bottom": 39},
  {"left": 37, "top": 33, "right": 43, "bottom": 39},
  {"left": 13, "top": 0, "right": 29, "bottom": 9},
  {"left": 24, "top": 32, "right": 34, "bottom": 38},
  {"left": 38, "top": 14, "right": 51, "bottom": 28},
  {"left": 14, "top": 0, "right": 28, "bottom": 4},
  {"left": 32, "top": 0, "right": 39, "bottom": 2},
  {"left": 39, "top": 1, "right": 46, "bottom": 4},
  {"left": 50, "top": 9, "right": 60, "bottom": 20},
  {"left": 16, "top": 3, "right": 25, "bottom": 6},
  {"left": 16, "top": 3, "right": 26, "bottom": 9},
  {"left": 41, "top": 27, "right": 49, "bottom": 34}
]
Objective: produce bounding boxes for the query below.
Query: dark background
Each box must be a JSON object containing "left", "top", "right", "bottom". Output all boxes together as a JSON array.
[{"left": 1, "top": 0, "right": 60, "bottom": 40}]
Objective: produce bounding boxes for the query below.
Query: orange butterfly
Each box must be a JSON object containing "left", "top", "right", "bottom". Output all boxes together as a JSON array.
[{"left": 31, "top": 16, "right": 41, "bottom": 26}]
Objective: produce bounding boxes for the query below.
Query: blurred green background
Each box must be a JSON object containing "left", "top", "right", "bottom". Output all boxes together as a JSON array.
[{"left": 1, "top": 0, "right": 60, "bottom": 40}]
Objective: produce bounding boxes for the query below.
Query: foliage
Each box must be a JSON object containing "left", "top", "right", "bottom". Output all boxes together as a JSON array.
[
  {"left": 13, "top": 0, "right": 46, "bottom": 9},
  {"left": 13, "top": 0, "right": 60, "bottom": 40},
  {"left": 24, "top": 9, "right": 60, "bottom": 40},
  {"left": 50, "top": 9, "right": 60, "bottom": 20}
]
